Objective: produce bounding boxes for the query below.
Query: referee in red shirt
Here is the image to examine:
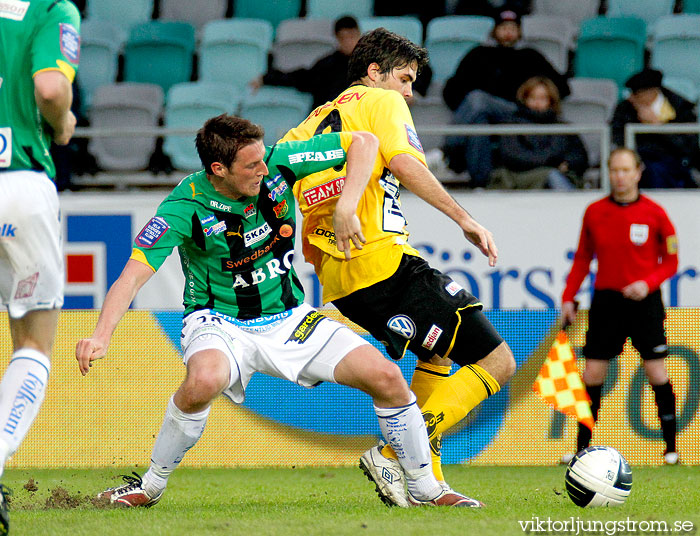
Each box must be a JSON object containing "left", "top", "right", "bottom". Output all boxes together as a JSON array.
[{"left": 562, "top": 148, "right": 679, "bottom": 465}]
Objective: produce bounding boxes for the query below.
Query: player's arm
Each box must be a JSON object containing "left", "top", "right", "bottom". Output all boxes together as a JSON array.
[
  {"left": 34, "top": 71, "right": 76, "bottom": 145},
  {"left": 561, "top": 211, "right": 595, "bottom": 324},
  {"left": 75, "top": 259, "right": 154, "bottom": 376},
  {"left": 389, "top": 153, "right": 498, "bottom": 266},
  {"left": 333, "top": 131, "right": 378, "bottom": 260}
]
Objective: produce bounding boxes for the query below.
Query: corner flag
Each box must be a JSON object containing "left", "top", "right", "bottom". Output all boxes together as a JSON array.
[{"left": 533, "top": 331, "right": 594, "bottom": 430}]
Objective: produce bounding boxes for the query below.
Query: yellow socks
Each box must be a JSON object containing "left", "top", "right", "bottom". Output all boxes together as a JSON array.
[{"left": 382, "top": 363, "right": 500, "bottom": 482}]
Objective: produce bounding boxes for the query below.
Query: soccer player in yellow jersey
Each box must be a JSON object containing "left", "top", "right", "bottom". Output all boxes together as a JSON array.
[{"left": 282, "top": 28, "right": 516, "bottom": 507}]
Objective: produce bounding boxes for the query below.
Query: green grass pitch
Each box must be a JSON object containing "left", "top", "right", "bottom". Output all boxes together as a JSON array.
[{"left": 4, "top": 465, "right": 699, "bottom": 535}]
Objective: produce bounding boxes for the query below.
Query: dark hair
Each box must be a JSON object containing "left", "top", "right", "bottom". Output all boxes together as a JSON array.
[
  {"left": 196, "top": 114, "right": 264, "bottom": 174},
  {"left": 334, "top": 15, "right": 358, "bottom": 34},
  {"left": 347, "top": 27, "right": 428, "bottom": 84},
  {"left": 608, "top": 147, "right": 643, "bottom": 168},
  {"left": 517, "top": 76, "right": 561, "bottom": 114}
]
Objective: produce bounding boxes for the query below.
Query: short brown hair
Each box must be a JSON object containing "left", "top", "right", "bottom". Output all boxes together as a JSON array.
[
  {"left": 608, "top": 147, "right": 643, "bottom": 168},
  {"left": 516, "top": 76, "right": 561, "bottom": 114},
  {"left": 196, "top": 114, "right": 264, "bottom": 174}
]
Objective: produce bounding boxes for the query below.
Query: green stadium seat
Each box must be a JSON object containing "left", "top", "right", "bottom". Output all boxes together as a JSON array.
[
  {"left": 164, "top": 82, "right": 242, "bottom": 171},
  {"left": 573, "top": 17, "right": 646, "bottom": 92},
  {"left": 199, "top": 19, "right": 273, "bottom": 91},
  {"left": 124, "top": 21, "right": 196, "bottom": 93},
  {"left": 233, "top": 0, "right": 301, "bottom": 34},
  {"left": 79, "top": 19, "right": 126, "bottom": 114},
  {"left": 86, "top": 0, "right": 153, "bottom": 33},
  {"left": 240, "top": 87, "right": 313, "bottom": 145},
  {"left": 651, "top": 15, "right": 700, "bottom": 89},
  {"left": 359, "top": 16, "right": 423, "bottom": 45},
  {"left": 306, "top": 0, "right": 373, "bottom": 20}
]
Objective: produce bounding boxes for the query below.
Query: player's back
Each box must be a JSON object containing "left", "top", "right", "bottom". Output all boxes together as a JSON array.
[{"left": 0, "top": 0, "right": 80, "bottom": 175}]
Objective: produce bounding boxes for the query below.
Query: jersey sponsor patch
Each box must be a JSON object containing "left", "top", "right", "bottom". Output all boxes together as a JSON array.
[
  {"left": 273, "top": 199, "right": 289, "bottom": 218},
  {"left": 267, "top": 181, "right": 288, "bottom": 201},
  {"left": 387, "top": 315, "right": 416, "bottom": 340},
  {"left": 59, "top": 23, "right": 80, "bottom": 64},
  {"left": 629, "top": 223, "right": 649, "bottom": 245},
  {"left": 244, "top": 203, "right": 256, "bottom": 219},
  {"left": 0, "top": 127, "right": 11, "bottom": 168},
  {"left": 135, "top": 216, "right": 169, "bottom": 247},
  {"left": 286, "top": 310, "right": 327, "bottom": 344},
  {"left": 288, "top": 149, "right": 344, "bottom": 164},
  {"left": 200, "top": 214, "right": 216, "bottom": 226},
  {"left": 210, "top": 200, "right": 232, "bottom": 212},
  {"left": 302, "top": 177, "right": 345, "bottom": 207},
  {"left": 445, "top": 281, "right": 464, "bottom": 296},
  {"left": 14, "top": 271, "right": 38, "bottom": 299},
  {"left": 244, "top": 222, "right": 272, "bottom": 247},
  {"left": 0, "top": 0, "right": 29, "bottom": 21},
  {"left": 0, "top": 223, "right": 17, "bottom": 238},
  {"left": 405, "top": 123, "right": 423, "bottom": 153},
  {"left": 667, "top": 235, "right": 678, "bottom": 255},
  {"left": 204, "top": 220, "right": 227, "bottom": 237},
  {"left": 422, "top": 325, "right": 443, "bottom": 351}
]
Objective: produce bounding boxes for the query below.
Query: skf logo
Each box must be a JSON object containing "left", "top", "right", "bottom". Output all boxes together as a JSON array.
[
  {"left": 0, "top": 223, "right": 17, "bottom": 238},
  {"left": 302, "top": 177, "right": 345, "bottom": 207},
  {"left": 288, "top": 149, "right": 344, "bottom": 164},
  {"left": 421, "top": 324, "right": 443, "bottom": 350},
  {"left": 244, "top": 222, "right": 271, "bottom": 247},
  {"left": 273, "top": 200, "right": 289, "bottom": 218},
  {"left": 387, "top": 315, "right": 416, "bottom": 340},
  {"left": 286, "top": 310, "right": 326, "bottom": 344}
]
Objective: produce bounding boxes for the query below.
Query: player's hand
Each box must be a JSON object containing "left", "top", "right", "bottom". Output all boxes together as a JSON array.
[
  {"left": 53, "top": 111, "right": 76, "bottom": 145},
  {"left": 561, "top": 301, "right": 578, "bottom": 329},
  {"left": 461, "top": 219, "right": 498, "bottom": 267},
  {"left": 75, "top": 337, "right": 108, "bottom": 376},
  {"left": 622, "top": 280, "right": 649, "bottom": 301},
  {"left": 332, "top": 206, "right": 366, "bottom": 261}
]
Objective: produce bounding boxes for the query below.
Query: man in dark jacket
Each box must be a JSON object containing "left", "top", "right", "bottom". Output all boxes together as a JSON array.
[
  {"left": 612, "top": 68, "right": 699, "bottom": 189},
  {"left": 441, "top": 8, "right": 569, "bottom": 186}
]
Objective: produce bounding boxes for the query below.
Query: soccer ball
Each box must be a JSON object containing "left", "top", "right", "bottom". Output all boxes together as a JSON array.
[{"left": 565, "top": 446, "right": 632, "bottom": 507}]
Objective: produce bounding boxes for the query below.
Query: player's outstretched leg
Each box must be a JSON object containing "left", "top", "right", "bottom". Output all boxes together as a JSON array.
[
  {"left": 0, "top": 484, "right": 10, "bottom": 535},
  {"left": 359, "top": 443, "right": 409, "bottom": 508},
  {"left": 98, "top": 472, "right": 163, "bottom": 507}
]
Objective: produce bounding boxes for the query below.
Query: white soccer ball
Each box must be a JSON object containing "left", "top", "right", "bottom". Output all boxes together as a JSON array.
[{"left": 565, "top": 446, "right": 632, "bottom": 507}]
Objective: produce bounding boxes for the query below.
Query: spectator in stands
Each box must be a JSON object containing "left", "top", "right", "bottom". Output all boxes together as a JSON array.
[
  {"left": 254, "top": 16, "right": 433, "bottom": 109},
  {"left": 252, "top": 16, "right": 362, "bottom": 109},
  {"left": 611, "top": 68, "right": 699, "bottom": 189},
  {"left": 489, "top": 76, "right": 588, "bottom": 189},
  {"left": 441, "top": 8, "right": 569, "bottom": 186}
]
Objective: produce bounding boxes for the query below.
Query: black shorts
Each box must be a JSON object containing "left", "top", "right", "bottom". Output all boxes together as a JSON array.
[
  {"left": 584, "top": 289, "right": 668, "bottom": 361},
  {"left": 333, "top": 254, "right": 503, "bottom": 364}
]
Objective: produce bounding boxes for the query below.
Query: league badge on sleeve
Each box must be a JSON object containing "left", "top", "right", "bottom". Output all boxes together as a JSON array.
[
  {"left": 404, "top": 124, "right": 424, "bottom": 153},
  {"left": 59, "top": 23, "right": 80, "bottom": 64},
  {"left": 135, "top": 216, "right": 169, "bottom": 247}
]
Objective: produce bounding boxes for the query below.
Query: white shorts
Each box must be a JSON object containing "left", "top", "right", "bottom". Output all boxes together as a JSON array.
[
  {"left": 181, "top": 303, "right": 369, "bottom": 403},
  {"left": 0, "top": 171, "right": 63, "bottom": 319}
]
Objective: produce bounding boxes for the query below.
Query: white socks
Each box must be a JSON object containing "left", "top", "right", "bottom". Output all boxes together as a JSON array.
[
  {"left": 0, "top": 349, "right": 50, "bottom": 475},
  {"left": 374, "top": 392, "right": 442, "bottom": 500},
  {"left": 142, "top": 396, "right": 210, "bottom": 498}
]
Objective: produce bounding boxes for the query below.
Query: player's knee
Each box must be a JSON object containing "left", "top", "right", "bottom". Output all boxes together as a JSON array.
[
  {"left": 181, "top": 368, "right": 227, "bottom": 408},
  {"left": 369, "top": 361, "right": 410, "bottom": 404},
  {"left": 478, "top": 341, "right": 516, "bottom": 386}
]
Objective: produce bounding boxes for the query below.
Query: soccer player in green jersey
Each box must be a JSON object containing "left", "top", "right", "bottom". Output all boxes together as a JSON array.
[
  {"left": 76, "top": 114, "right": 450, "bottom": 508},
  {"left": 0, "top": 1, "right": 80, "bottom": 531}
]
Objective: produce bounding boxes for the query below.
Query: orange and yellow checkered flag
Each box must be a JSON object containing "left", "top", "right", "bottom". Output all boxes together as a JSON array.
[{"left": 533, "top": 331, "right": 594, "bottom": 430}]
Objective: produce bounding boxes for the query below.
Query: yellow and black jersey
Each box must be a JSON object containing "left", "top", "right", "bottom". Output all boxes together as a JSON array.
[{"left": 282, "top": 84, "right": 427, "bottom": 302}]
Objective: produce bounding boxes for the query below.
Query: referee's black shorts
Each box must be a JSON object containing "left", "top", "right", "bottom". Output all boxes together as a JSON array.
[
  {"left": 333, "top": 253, "right": 503, "bottom": 364},
  {"left": 584, "top": 289, "right": 668, "bottom": 361}
]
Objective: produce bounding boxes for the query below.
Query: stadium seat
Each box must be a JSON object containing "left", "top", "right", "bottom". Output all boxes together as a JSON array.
[
  {"left": 359, "top": 16, "right": 423, "bottom": 45},
  {"left": 521, "top": 15, "right": 576, "bottom": 75},
  {"left": 164, "top": 82, "right": 241, "bottom": 171},
  {"left": 123, "top": 21, "right": 196, "bottom": 93},
  {"left": 606, "top": 0, "right": 674, "bottom": 36},
  {"left": 662, "top": 76, "right": 699, "bottom": 104},
  {"left": 532, "top": 0, "right": 600, "bottom": 29},
  {"left": 424, "top": 16, "right": 494, "bottom": 84},
  {"left": 78, "top": 20, "right": 126, "bottom": 114},
  {"left": 409, "top": 95, "right": 452, "bottom": 153},
  {"left": 86, "top": 0, "right": 153, "bottom": 33},
  {"left": 573, "top": 17, "right": 646, "bottom": 92},
  {"left": 561, "top": 77, "right": 618, "bottom": 166},
  {"left": 272, "top": 18, "right": 336, "bottom": 72},
  {"left": 306, "top": 0, "right": 373, "bottom": 20},
  {"left": 684, "top": 0, "right": 700, "bottom": 13},
  {"left": 199, "top": 19, "right": 274, "bottom": 91},
  {"left": 158, "top": 0, "right": 228, "bottom": 34},
  {"left": 239, "top": 87, "right": 313, "bottom": 145},
  {"left": 88, "top": 83, "right": 164, "bottom": 171},
  {"left": 233, "top": 0, "right": 301, "bottom": 33},
  {"left": 651, "top": 15, "right": 700, "bottom": 90}
]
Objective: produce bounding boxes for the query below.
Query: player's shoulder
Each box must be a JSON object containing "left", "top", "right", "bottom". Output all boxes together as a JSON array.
[
  {"left": 638, "top": 193, "right": 672, "bottom": 217},
  {"left": 35, "top": 0, "right": 80, "bottom": 21}
]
